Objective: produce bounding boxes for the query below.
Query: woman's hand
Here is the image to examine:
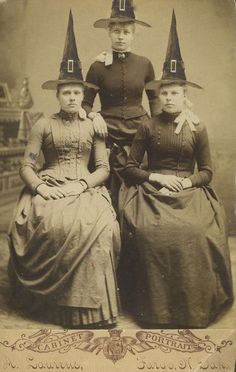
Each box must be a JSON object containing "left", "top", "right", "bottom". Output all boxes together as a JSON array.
[
  {"left": 149, "top": 173, "right": 184, "bottom": 192},
  {"left": 61, "top": 181, "right": 87, "bottom": 196},
  {"left": 181, "top": 178, "right": 192, "bottom": 190},
  {"left": 36, "top": 184, "right": 66, "bottom": 200},
  {"left": 89, "top": 112, "right": 108, "bottom": 138},
  {"left": 40, "top": 174, "right": 62, "bottom": 187}
]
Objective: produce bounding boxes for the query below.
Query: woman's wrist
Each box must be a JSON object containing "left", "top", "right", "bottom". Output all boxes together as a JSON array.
[
  {"left": 181, "top": 178, "right": 192, "bottom": 189},
  {"left": 149, "top": 173, "right": 162, "bottom": 183},
  {"left": 79, "top": 179, "right": 88, "bottom": 191},
  {"left": 88, "top": 112, "right": 100, "bottom": 120},
  {"left": 34, "top": 182, "right": 46, "bottom": 194}
]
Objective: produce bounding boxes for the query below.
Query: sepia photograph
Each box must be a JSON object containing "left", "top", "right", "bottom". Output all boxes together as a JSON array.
[{"left": 0, "top": 0, "right": 236, "bottom": 370}]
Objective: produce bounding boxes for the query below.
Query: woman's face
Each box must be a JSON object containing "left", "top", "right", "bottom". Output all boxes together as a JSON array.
[
  {"left": 159, "top": 84, "right": 186, "bottom": 114},
  {"left": 57, "top": 84, "right": 84, "bottom": 113},
  {"left": 108, "top": 23, "right": 135, "bottom": 51}
]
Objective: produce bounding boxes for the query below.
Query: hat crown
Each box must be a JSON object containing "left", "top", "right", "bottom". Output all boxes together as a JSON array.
[
  {"left": 162, "top": 10, "right": 186, "bottom": 81},
  {"left": 59, "top": 10, "right": 83, "bottom": 82},
  {"left": 110, "top": 0, "right": 135, "bottom": 19}
]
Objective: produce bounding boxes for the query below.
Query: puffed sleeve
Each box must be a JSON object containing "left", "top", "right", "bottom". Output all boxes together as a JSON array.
[
  {"left": 19, "top": 118, "right": 46, "bottom": 193},
  {"left": 122, "top": 122, "right": 151, "bottom": 184},
  {"left": 145, "top": 60, "right": 160, "bottom": 117},
  {"left": 189, "top": 123, "right": 213, "bottom": 187},
  {"left": 82, "top": 63, "right": 99, "bottom": 115},
  {"left": 82, "top": 135, "right": 110, "bottom": 188}
]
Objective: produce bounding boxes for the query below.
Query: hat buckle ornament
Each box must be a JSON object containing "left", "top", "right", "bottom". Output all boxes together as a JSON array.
[{"left": 93, "top": 0, "right": 151, "bottom": 28}]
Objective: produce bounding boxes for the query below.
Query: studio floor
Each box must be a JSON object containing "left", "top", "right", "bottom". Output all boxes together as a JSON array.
[{"left": 0, "top": 202, "right": 235, "bottom": 330}]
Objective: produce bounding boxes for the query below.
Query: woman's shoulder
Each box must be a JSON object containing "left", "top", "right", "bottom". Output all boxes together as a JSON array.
[
  {"left": 29, "top": 115, "right": 51, "bottom": 135},
  {"left": 130, "top": 53, "right": 153, "bottom": 65},
  {"left": 136, "top": 116, "right": 154, "bottom": 136},
  {"left": 84, "top": 117, "right": 94, "bottom": 129},
  {"left": 194, "top": 120, "right": 207, "bottom": 135},
  {"left": 81, "top": 117, "right": 95, "bottom": 138},
  {"left": 151, "top": 113, "right": 166, "bottom": 125},
  {"left": 87, "top": 59, "right": 107, "bottom": 73}
]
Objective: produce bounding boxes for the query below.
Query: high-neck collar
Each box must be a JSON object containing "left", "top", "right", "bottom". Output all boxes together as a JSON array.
[
  {"left": 59, "top": 110, "right": 79, "bottom": 122},
  {"left": 161, "top": 110, "right": 181, "bottom": 123},
  {"left": 112, "top": 50, "right": 131, "bottom": 60}
]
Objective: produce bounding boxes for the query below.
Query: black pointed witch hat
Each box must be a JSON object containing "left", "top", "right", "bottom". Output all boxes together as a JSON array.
[
  {"left": 147, "top": 10, "right": 202, "bottom": 90},
  {"left": 94, "top": 0, "right": 151, "bottom": 28},
  {"left": 42, "top": 10, "right": 97, "bottom": 90}
]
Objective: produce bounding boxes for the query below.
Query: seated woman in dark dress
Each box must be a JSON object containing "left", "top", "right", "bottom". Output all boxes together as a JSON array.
[
  {"left": 8, "top": 11, "right": 120, "bottom": 329},
  {"left": 120, "top": 11, "right": 234, "bottom": 328}
]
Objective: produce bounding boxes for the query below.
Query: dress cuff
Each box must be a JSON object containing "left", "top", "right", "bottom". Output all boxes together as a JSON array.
[
  {"left": 33, "top": 181, "right": 45, "bottom": 194},
  {"left": 188, "top": 174, "right": 198, "bottom": 187},
  {"left": 79, "top": 179, "right": 88, "bottom": 190}
]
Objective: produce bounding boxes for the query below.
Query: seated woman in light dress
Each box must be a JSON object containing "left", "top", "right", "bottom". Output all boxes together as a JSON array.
[{"left": 8, "top": 11, "right": 120, "bottom": 329}]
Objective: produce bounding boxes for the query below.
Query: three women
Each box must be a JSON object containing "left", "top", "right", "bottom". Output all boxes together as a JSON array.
[{"left": 8, "top": 3, "right": 233, "bottom": 329}]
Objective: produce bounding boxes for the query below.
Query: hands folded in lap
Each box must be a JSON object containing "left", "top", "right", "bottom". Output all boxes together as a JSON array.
[
  {"left": 36, "top": 181, "right": 87, "bottom": 200},
  {"left": 149, "top": 173, "right": 192, "bottom": 195}
]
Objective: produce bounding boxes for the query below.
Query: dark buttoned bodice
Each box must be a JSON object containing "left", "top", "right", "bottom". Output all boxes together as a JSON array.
[
  {"left": 123, "top": 112, "right": 213, "bottom": 187},
  {"left": 83, "top": 52, "right": 156, "bottom": 120}
]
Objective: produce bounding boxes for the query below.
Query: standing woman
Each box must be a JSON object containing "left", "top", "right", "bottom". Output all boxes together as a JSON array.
[
  {"left": 120, "top": 11, "right": 234, "bottom": 328},
  {"left": 8, "top": 11, "right": 120, "bottom": 329},
  {"left": 82, "top": 0, "right": 159, "bottom": 211}
]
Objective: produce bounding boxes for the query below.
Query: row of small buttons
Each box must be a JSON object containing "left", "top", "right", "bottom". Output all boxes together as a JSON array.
[{"left": 157, "top": 128, "right": 161, "bottom": 145}]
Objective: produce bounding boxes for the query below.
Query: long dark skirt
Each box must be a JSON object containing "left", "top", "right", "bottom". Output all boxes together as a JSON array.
[
  {"left": 119, "top": 181, "right": 233, "bottom": 328},
  {"left": 105, "top": 114, "right": 150, "bottom": 213},
  {"left": 8, "top": 186, "right": 120, "bottom": 327}
]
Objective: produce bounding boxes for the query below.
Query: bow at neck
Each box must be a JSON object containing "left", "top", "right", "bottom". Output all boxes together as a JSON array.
[
  {"left": 95, "top": 49, "right": 131, "bottom": 66},
  {"left": 174, "top": 109, "right": 200, "bottom": 134},
  {"left": 59, "top": 109, "right": 87, "bottom": 122}
]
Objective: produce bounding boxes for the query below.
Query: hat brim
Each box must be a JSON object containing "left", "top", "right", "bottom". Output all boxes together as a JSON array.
[
  {"left": 41, "top": 79, "right": 99, "bottom": 90},
  {"left": 93, "top": 17, "right": 151, "bottom": 28},
  {"left": 145, "top": 79, "right": 203, "bottom": 90}
]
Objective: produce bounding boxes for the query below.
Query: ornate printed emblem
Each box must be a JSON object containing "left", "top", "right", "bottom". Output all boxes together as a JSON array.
[
  {"left": 103, "top": 330, "right": 126, "bottom": 362},
  {"left": 0, "top": 329, "right": 233, "bottom": 364}
]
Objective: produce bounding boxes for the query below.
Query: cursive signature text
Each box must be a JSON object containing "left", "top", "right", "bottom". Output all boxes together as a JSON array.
[{"left": 136, "top": 356, "right": 231, "bottom": 371}]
